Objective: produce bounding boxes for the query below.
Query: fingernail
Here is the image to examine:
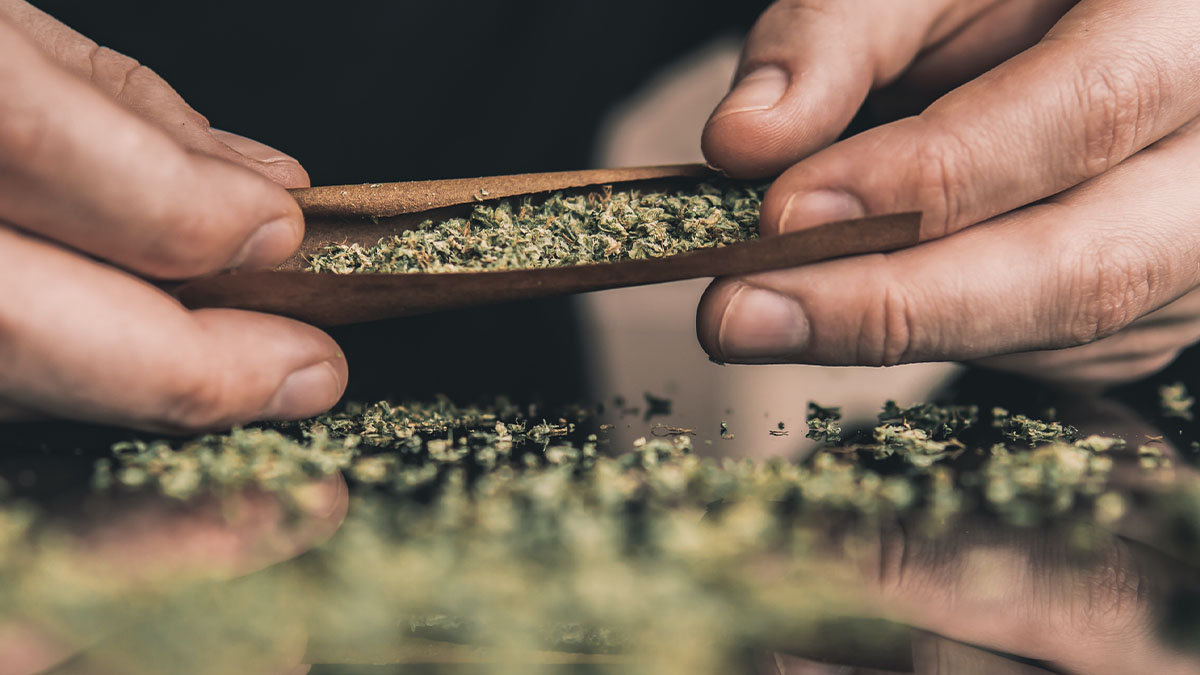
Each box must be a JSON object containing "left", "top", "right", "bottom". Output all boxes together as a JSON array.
[
  {"left": 779, "top": 190, "right": 865, "bottom": 231},
  {"left": 717, "top": 285, "right": 809, "bottom": 360},
  {"left": 710, "top": 65, "right": 789, "bottom": 122},
  {"left": 228, "top": 218, "right": 299, "bottom": 271},
  {"left": 261, "top": 360, "right": 342, "bottom": 420}
]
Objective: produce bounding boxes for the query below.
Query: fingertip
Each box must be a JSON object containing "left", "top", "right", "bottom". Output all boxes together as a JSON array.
[
  {"left": 259, "top": 354, "right": 347, "bottom": 423},
  {"left": 762, "top": 184, "right": 866, "bottom": 235},
  {"left": 696, "top": 278, "right": 752, "bottom": 360},
  {"left": 210, "top": 129, "right": 311, "bottom": 189},
  {"left": 703, "top": 52, "right": 877, "bottom": 178},
  {"left": 288, "top": 472, "right": 350, "bottom": 529},
  {"left": 157, "top": 311, "right": 347, "bottom": 431},
  {"left": 226, "top": 209, "right": 304, "bottom": 272},
  {"left": 702, "top": 112, "right": 795, "bottom": 179},
  {"left": 259, "top": 158, "right": 311, "bottom": 190}
]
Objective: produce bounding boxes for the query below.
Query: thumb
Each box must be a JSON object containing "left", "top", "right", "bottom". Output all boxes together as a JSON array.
[{"left": 702, "top": 0, "right": 967, "bottom": 178}]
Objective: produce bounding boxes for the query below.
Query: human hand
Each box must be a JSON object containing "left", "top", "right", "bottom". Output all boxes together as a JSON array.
[
  {"left": 771, "top": 512, "right": 1200, "bottom": 675},
  {"left": 0, "top": 1, "right": 346, "bottom": 430},
  {"left": 1, "top": 473, "right": 348, "bottom": 674},
  {"left": 697, "top": 0, "right": 1200, "bottom": 386}
]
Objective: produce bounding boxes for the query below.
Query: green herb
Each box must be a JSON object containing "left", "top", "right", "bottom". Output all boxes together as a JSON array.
[
  {"left": 1161, "top": 382, "right": 1195, "bottom": 420},
  {"left": 993, "top": 407, "right": 1078, "bottom": 445},
  {"left": 307, "top": 181, "right": 763, "bottom": 274},
  {"left": 0, "top": 396, "right": 1191, "bottom": 673},
  {"left": 805, "top": 402, "right": 842, "bottom": 443}
]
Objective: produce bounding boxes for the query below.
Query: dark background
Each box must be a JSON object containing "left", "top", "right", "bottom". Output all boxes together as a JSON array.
[
  {"left": 32, "top": 0, "right": 770, "bottom": 406},
  {"left": 36, "top": 1, "right": 768, "bottom": 184}
]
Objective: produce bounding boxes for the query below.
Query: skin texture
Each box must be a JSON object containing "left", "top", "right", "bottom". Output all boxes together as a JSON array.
[
  {"left": 0, "top": 0, "right": 346, "bottom": 431},
  {"left": 0, "top": 3, "right": 351, "bottom": 670},
  {"left": 698, "top": 0, "right": 1200, "bottom": 387}
]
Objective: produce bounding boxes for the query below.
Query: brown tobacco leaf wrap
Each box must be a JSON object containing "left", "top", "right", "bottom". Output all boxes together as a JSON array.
[{"left": 174, "top": 165, "right": 921, "bottom": 326}]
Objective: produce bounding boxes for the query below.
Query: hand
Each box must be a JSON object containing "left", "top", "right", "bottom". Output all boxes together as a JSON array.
[
  {"left": 1, "top": 473, "right": 348, "bottom": 674},
  {"left": 0, "top": 1, "right": 346, "bottom": 430},
  {"left": 774, "top": 513, "right": 1200, "bottom": 675},
  {"left": 697, "top": 0, "right": 1200, "bottom": 387}
]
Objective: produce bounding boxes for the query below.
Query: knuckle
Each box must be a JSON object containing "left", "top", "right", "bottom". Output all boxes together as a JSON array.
[
  {"left": 880, "top": 286, "right": 915, "bottom": 366},
  {"left": 1073, "top": 56, "right": 1163, "bottom": 177},
  {"left": 1066, "top": 540, "right": 1153, "bottom": 641},
  {"left": 87, "top": 46, "right": 145, "bottom": 102},
  {"left": 911, "top": 124, "right": 974, "bottom": 237},
  {"left": 1063, "top": 235, "right": 1161, "bottom": 344},
  {"left": 857, "top": 268, "right": 917, "bottom": 366},
  {"left": 0, "top": 98, "right": 52, "bottom": 170}
]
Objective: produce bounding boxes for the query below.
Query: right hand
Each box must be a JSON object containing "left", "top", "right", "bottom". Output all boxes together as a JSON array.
[{"left": 0, "top": 1, "right": 346, "bottom": 432}]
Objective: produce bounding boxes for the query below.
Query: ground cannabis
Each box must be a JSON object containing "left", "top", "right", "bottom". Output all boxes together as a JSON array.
[
  {"left": 805, "top": 403, "right": 843, "bottom": 443},
  {"left": 1162, "top": 382, "right": 1195, "bottom": 420},
  {"left": 993, "top": 407, "right": 1078, "bottom": 445},
  {"left": 2, "top": 396, "right": 1196, "bottom": 674},
  {"left": 306, "top": 182, "right": 763, "bottom": 274}
]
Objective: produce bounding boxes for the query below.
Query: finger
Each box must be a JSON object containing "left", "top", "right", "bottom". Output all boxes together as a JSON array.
[
  {"left": 0, "top": 226, "right": 346, "bottom": 432},
  {"left": 0, "top": 0, "right": 309, "bottom": 188},
  {"left": 1, "top": 475, "right": 346, "bottom": 675},
  {"left": 757, "top": 0, "right": 1200, "bottom": 240},
  {"left": 865, "top": 0, "right": 1080, "bottom": 120},
  {"left": 0, "top": 397, "right": 45, "bottom": 422},
  {"left": 849, "top": 524, "right": 1190, "bottom": 675},
  {"left": 0, "top": 17, "right": 302, "bottom": 278},
  {"left": 910, "top": 632, "right": 1058, "bottom": 675},
  {"left": 697, "top": 119, "right": 1200, "bottom": 366},
  {"left": 702, "top": 0, "right": 1005, "bottom": 178},
  {"left": 78, "top": 474, "right": 348, "bottom": 583},
  {"left": 210, "top": 130, "right": 311, "bottom": 189},
  {"left": 972, "top": 290, "right": 1200, "bottom": 387}
]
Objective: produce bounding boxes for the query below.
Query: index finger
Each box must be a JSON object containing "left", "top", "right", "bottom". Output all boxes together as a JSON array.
[{"left": 756, "top": 0, "right": 1200, "bottom": 239}]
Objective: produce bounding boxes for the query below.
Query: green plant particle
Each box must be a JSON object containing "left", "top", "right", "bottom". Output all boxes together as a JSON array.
[
  {"left": 1074, "top": 435, "right": 1125, "bottom": 453},
  {"left": 878, "top": 401, "right": 977, "bottom": 440},
  {"left": 1138, "top": 445, "right": 1174, "bottom": 471},
  {"left": 1160, "top": 382, "right": 1195, "bottom": 421},
  {"left": 1, "top": 393, "right": 1192, "bottom": 674},
  {"left": 805, "top": 402, "right": 842, "bottom": 443},
  {"left": 719, "top": 421, "right": 735, "bottom": 440},
  {"left": 643, "top": 392, "right": 673, "bottom": 421},
  {"left": 992, "top": 407, "right": 1078, "bottom": 445},
  {"left": 306, "top": 181, "right": 765, "bottom": 274},
  {"left": 871, "top": 425, "right": 955, "bottom": 467}
]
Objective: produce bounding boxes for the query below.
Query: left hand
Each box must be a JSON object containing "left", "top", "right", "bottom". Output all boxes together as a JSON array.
[{"left": 697, "top": 0, "right": 1200, "bottom": 387}]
